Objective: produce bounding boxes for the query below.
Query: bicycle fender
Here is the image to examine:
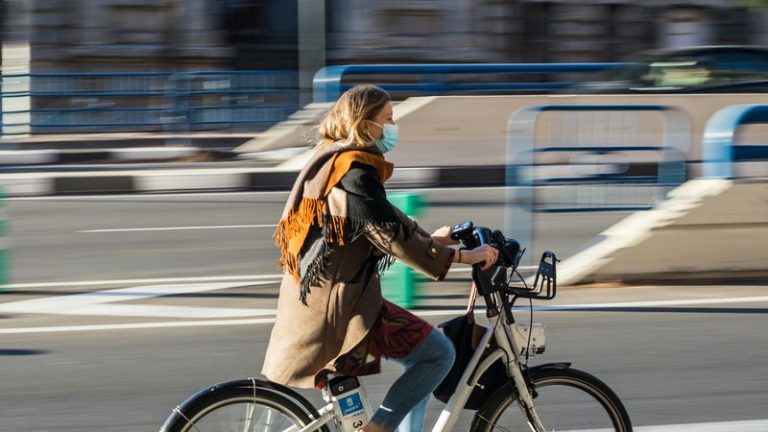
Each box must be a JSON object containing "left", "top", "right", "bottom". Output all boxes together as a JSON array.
[
  {"left": 528, "top": 362, "right": 572, "bottom": 374},
  {"left": 159, "top": 377, "right": 324, "bottom": 432}
]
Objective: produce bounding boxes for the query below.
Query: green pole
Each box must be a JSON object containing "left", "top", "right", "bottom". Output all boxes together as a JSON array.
[
  {"left": 0, "top": 185, "right": 7, "bottom": 290},
  {"left": 381, "top": 192, "right": 423, "bottom": 308}
]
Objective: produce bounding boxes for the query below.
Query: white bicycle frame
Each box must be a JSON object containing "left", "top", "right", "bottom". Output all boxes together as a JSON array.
[{"left": 295, "top": 290, "right": 548, "bottom": 432}]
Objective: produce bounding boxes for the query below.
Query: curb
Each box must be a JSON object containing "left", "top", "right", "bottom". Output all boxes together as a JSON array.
[
  {"left": 0, "top": 147, "right": 204, "bottom": 165},
  {"left": 0, "top": 165, "right": 507, "bottom": 197},
  {"left": 0, "top": 146, "right": 310, "bottom": 168},
  {"left": 0, "top": 185, "right": 7, "bottom": 287}
]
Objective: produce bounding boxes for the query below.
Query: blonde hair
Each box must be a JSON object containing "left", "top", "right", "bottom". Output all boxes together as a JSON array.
[{"left": 318, "top": 84, "right": 391, "bottom": 147}]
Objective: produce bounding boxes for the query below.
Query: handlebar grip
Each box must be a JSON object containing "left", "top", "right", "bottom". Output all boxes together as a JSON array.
[
  {"left": 473, "top": 227, "right": 493, "bottom": 268},
  {"left": 474, "top": 227, "right": 491, "bottom": 246}
]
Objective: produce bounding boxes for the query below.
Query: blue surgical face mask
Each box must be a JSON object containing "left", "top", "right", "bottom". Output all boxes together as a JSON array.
[{"left": 368, "top": 121, "right": 399, "bottom": 153}]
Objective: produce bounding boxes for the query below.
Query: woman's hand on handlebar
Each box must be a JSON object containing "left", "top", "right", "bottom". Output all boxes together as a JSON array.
[
  {"left": 431, "top": 225, "right": 460, "bottom": 246},
  {"left": 457, "top": 244, "right": 498, "bottom": 270}
]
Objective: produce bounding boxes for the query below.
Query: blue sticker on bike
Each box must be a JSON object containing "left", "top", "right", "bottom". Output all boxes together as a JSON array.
[{"left": 338, "top": 393, "right": 364, "bottom": 416}]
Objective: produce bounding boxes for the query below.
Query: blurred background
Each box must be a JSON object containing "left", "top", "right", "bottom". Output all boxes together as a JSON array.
[
  {"left": 1, "top": 1, "right": 768, "bottom": 431},
  {"left": 5, "top": 0, "right": 768, "bottom": 70},
  {"left": 2, "top": 0, "right": 768, "bottom": 137}
]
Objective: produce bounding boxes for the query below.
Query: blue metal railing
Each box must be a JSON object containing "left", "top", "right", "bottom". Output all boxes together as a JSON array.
[
  {"left": 507, "top": 105, "right": 690, "bottom": 209},
  {"left": 1, "top": 64, "right": 631, "bottom": 135},
  {"left": 312, "top": 63, "right": 628, "bottom": 103},
  {"left": 505, "top": 104, "right": 690, "bottom": 263},
  {"left": 702, "top": 104, "right": 768, "bottom": 179},
  {"left": 0, "top": 71, "right": 299, "bottom": 135}
]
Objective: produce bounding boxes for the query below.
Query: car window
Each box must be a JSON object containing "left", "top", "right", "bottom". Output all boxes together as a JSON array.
[
  {"left": 627, "top": 50, "right": 768, "bottom": 88},
  {"left": 706, "top": 52, "right": 768, "bottom": 82},
  {"left": 650, "top": 61, "right": 711, "bottom": 87}
]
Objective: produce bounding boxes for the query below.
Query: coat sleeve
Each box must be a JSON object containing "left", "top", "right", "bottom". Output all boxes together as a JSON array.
[
  {"left": 364, "top": 214, "right": 455, "bottom": 281},
  {"left": 390, "top": 204, "right": 432, "bottom": 238},
  {"left": 336, "top": 163, "right": 455, "bottom": 281}
]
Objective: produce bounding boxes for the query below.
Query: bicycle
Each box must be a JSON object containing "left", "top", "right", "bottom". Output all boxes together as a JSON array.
[{"left": 159, "top": 221, "right": 632, "bottom": 432}]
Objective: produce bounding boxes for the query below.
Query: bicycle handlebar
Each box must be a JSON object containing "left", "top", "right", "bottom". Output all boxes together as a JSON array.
[
  {"left": 450, "top": 221, "right": 523, "bottom": 269},
  {"left": 452, "top": 221, "right": 559, "bottom": 302}
]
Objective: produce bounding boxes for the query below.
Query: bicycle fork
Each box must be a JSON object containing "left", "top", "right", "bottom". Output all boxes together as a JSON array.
[{"left": 496, "top": 317, "right": 548, "bottom": 432}]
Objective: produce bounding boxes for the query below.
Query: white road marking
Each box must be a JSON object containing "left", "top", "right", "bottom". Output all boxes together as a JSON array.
[
  {"left": 2, "top": 294, "right": 767, "bottom": 334},
  {"left": 545, "top": 419, "right": 768, "bottom": 431},
  {"left": 0, "top": 281, "right": 276, "bottom": 317},
  {"left": 79, "top": 224, "right": 276, "bottom": 233},
  {"left": 5, "top": 186, "right": 509, "bottom": 201},
  {"left": 45, "top": 304, "right": 275, "bottom": 319},
  {"left": 2, "top": 270, "right": 767, "bottom": 333},
  {"left": 0, "top": 318, "right": 279, "bottom": 334},
  {"left": 540, "top": 295, "right": 768, "bottom": 310},
  {"left": 4, "top": 274, "right": 282, "bottom": 289},
  {"left": 6, "top": 191, "right": 290, "bottom": 201},
  {"left": 635, "top": 419, "right": 768, "bottom": 431},
  {"left": 3, "top": 266, "right": 522, "bottom": 289}
]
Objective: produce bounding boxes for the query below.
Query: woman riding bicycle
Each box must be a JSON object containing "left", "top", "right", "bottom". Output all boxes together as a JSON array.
[{"left": 263, "top": 84, "right": 498, "bottom": 432}]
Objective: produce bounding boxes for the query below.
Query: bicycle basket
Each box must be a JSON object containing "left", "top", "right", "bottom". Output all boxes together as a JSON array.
[{"left": 510, "top": 251, "right": 559, "bottom": 300}]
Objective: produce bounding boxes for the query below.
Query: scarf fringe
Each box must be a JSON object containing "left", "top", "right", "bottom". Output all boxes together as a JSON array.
[
  {"left": 294, "top": 218, "right": 405, "bottom": 303},
  {"left": 298, "top": 239, "right": 332, "bottom": 304},
  {"left": 275, "top": 197, "right": 327, "bottom": 279},
  {"left": 377, "top": 255, "right": 397, "bottom": 274},
  {"left": 326, "top": 215, "right": 347, "bottom": 246}
]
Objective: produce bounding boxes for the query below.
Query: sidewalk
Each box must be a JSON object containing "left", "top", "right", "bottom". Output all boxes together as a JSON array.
[
  {"left": 0, "top": 145, "right": 306, "bottom": 167},
  {"left": 0, "top": 136, "right": 507, "bottom": 195},
  {"left": 0, "top": 131, "right": 258, "bottom": 150},
  {"left": 0, "top": 160, "right": 506, "bottom": 196}
]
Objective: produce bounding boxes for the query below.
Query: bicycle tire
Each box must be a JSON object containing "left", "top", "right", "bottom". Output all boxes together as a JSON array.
[
  {"left": 160, "top": 379, "right": 331, "bottom": 432},
  {"left": 470, "top": 366, "right": 632, "bottom": 432}
]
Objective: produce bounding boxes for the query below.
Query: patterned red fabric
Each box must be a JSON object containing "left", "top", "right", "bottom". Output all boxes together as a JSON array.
[
  {"left": 369, "top": 300, "right": 433, "bottom": 359},
  {"left": 321, "top": 300, "right": 432, "bottom": 388}
]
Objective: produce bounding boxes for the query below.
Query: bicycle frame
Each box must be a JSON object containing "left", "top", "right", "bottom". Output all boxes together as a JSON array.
[
  {"left": 295, "top": 286, "right": 548, "bottom": 432},
  {"left": 431, "top": 288, "right": 547, "bottom": 432}
]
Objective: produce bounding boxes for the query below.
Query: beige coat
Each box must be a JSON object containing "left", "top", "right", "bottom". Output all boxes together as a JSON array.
[{"left": 262, "top": 199, "right": 454, "bottom": 389}]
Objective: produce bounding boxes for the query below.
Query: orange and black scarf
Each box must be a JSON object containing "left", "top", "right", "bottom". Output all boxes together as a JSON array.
[{"left": 274, "top": 142, "right": 403, "bottom": 303}]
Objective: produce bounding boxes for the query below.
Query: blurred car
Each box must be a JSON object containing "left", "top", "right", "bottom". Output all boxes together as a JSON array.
[{"left": 569, "top": 45, "right": 768, "bottom": 94}]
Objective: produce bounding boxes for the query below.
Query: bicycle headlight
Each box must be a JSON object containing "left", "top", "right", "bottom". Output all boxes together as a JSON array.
[{"left": 511, "top": 323, "right": 546, "bottom": 356}]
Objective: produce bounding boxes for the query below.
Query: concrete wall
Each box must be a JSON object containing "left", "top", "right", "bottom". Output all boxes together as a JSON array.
[
  {"left": 579, "top": 180, "right": 768, "bottom": 283},
  {"left": 386, "top": 94, "right": 768, "bottom": 172}
]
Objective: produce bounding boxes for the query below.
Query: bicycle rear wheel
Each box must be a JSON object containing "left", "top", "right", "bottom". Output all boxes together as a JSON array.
[
  {"left": 160, "top": 378, "right": 330, "bottom": 432},
  {"left": 471, "top": 366, "right": 632, "bottom": 432}
]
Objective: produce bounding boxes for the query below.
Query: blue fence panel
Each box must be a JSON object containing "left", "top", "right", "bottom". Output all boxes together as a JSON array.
[
  {"left": 505, "top": 104, "right": 690, "bottom": 264},
  {"left": 184, "top": 71, "right": 299, "bottom": 127},
  {"left": 312, "top": 63, "right": 628, "bottom": 103},
  {"left": 702, "top": 104, "right": 768, "bottom": 179},
  {"left": 3, "top": 64, "right": 630, "bottom": 135},
  {"left": 0, "top": 71, "right": 299, "bottom": 135}
]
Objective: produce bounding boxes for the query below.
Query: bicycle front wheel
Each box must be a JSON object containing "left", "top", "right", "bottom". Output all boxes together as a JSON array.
[
  {"left": 160, "top": 379, "right": 329, "bottom": 432},
  {"left": 471, "top": 366, "right": 632, "bottom": 432}
]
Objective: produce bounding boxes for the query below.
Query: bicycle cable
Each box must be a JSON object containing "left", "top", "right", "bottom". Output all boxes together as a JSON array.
[{"left": 508, "top": 267, "right": 535, "bottom": 367}]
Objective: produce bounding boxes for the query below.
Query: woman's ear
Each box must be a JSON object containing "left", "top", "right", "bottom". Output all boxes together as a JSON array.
[{"left": 361, "top": 123, "right": 373, "bottom": 140}]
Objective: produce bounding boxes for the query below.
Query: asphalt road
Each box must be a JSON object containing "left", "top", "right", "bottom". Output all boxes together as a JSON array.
[
  {"left": 5, "top": 188, "right": 629, "bottom": 284},
  {"left": 2, "top": 190, "right": 767, "bottom": 431}
]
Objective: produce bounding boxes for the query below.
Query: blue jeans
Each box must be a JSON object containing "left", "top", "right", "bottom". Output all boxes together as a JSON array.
[{"left": 369, "top": 329, "right": 456, "bottom": 432}]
